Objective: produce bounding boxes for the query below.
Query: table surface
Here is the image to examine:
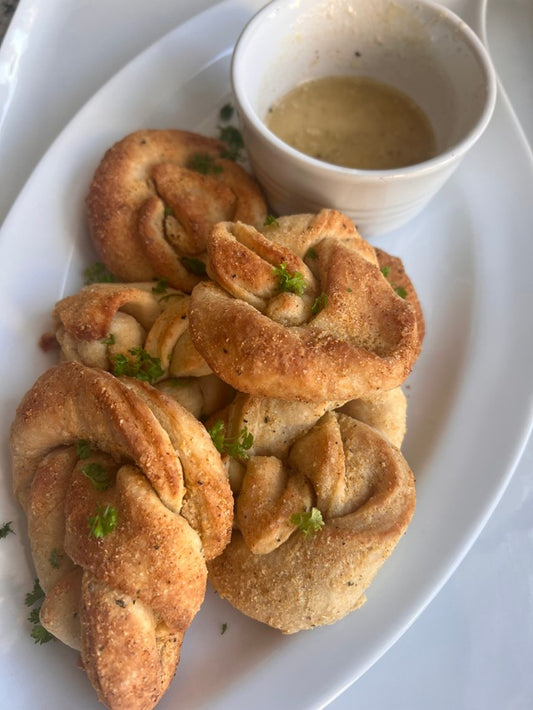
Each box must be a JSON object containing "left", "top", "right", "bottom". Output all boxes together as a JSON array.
[{"left": 0, "top": 2, "right": 531, "bottom": 709}]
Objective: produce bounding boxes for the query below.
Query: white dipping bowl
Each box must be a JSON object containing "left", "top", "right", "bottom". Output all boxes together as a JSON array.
[{"left": 231, "top": 0, "right": 497, "bottom": 236}]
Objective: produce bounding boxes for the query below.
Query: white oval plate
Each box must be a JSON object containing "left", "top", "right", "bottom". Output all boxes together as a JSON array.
[{"left": 1, "top": 2, "right": 533, "bottom": 709}]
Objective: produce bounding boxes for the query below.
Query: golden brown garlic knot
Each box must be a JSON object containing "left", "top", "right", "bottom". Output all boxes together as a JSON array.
[
  {"left": 208, "top": 411, "right": 415, "bottom": 634},
  {"left": 190, "top": 209, "right": 421, "bottom": 402},
  {"left": 10, "top": 362, "right": 233, "bottom": 710},
  {"left": 87, "top": 129, "right": 267, "bottom": 291}
]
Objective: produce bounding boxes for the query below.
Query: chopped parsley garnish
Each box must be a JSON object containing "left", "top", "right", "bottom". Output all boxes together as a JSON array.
[
  {"left": 164, "top": 205, "right": 174, "bottom": 217},
  {"left": 88, "top": 504, "right": 118, "bottom": 538},
  {"left": 208, "top": 420, "right": 254, "bottom": 460},
  {"left": 49, "top": 548, "right": 62, "bottom": 569},
  {"left": 218, "top": 125, "right": 244, "bottom": 161},
  {"left": 219, "top": 103, "right": 234, "bottom": 122},
  {"left": 311, "top": 292, "right": 328, "bottom": 315},
  {"left": 27, "top": 607, "right": 41, "bottom": 624},
  {"left": 101, "top": 333, "right": 115, "bottom": 345},
  {"left": 290, "top": 507, "right": 324, "bottom": 538},
  {"left": 273, "top": 262, "right": 306, "bottom": 296},
  {"left": 152, "top": 277, "right": 170, "bottom": 294},
  {"left": 82, "top": 462, "right": 112, "bottom": 491},
  {"left": 181, "top": 256, "right": 207, "bottom": 276},
  {"left": 264, "top": 215, "right": 280, "bottom": 227},
  {"left": 27, "top": 607, "right": 54, "bottom": 645},
  {"left": 25, "top": 579, "right": 54, "bottom": 644},
  {"left": 83, "top": 262, "right": 117, "bottom": 284},
  {"left": 25, "top": 579, "right": 45, "bottom": 607},
  {"left": 110, "top": 347, "right": 164, "bottom": 384},
  {"left": 220, "top": 622, "right": 228, "bottom": 635},
  {"left": 394, "top": 285, "right": 407, "bottom": 299},
  {"left": 0, "top": 521, "right": 14, "bottom": 539},
  {"left": 188, "top": 152, "right": 223, "bottom": 175},
  {"left": 76, "top": 439, "right": 91, "bottom": 460},
  {"left": 380, "top": 265, "right": 407, "bottom": 298}
]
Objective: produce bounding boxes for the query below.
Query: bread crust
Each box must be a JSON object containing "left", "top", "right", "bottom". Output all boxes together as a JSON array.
[
  {"left": 339, "top": 386, "right": 408, "bottom": 449},
  {"left": 53, "top": 281, "right": 235, "bottom": 419},
  {"left": 10, "top": 362, "right": 233, "bottom": 710},
  {"left": 189, "top": 210, "right": 420, "bottom": 402},
  {"left": 86, "top": 129, "right": 267, "bottom": 290},
  {"left": 208, "top": 412, "right": 415, "bottom": 633},
  {"left": 374, "top": 247, "right": 426, "bottom": 352}
]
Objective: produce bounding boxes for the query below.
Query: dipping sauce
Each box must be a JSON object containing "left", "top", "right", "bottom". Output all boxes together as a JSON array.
[{"left": 265, "top": 75, "right": 437, "bottom": 170}]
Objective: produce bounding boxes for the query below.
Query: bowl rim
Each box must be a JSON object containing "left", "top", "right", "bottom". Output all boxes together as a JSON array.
[{"left": 231, "top": 0, "right": 498, "bottom": 179}]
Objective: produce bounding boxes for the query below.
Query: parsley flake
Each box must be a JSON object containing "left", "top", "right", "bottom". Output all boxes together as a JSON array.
[
  {"left": 208, "top": 420, "right": 254, "bottom": 460},
  {"left": 83, "top": 262, "right": 117, "bottom": 285},
  {"left": 101, "top": 333, "right": 115, "bottom": 345},
  {"left": 76, "top": 439, "right": 91, "bottom": 459},
  {"left": 25, "top": 579, "right": 45, "bottom": 607},
  {"left": 264, "top": 215, "right": 280, "bottom": 227},
  {"left": 82, "top": 462, "right": 112, "bottom": 491},
  {"left": 218, "top": 125, "right": 244, "bottom": 161},
  {"left": 152, "top": 277, "right": 170, "bottom": 294},
  {"left": 88, "top": 504, "right": 118, "bottom": 538},
  {"left": 311, "top": 292, "right": 328, "bottom": 315},
  {"left": 181, "top": 256, "right": 207, "bottom": 276},
  {"left": 380, "top": 265, "right": 407, "bottom": 298},
  {"left": 290, "top": 507, "right": 324, "bottom": 538},
  {"left": 25, "top": 580, "right": 54, "bottom": 644},
  {"left": 27, "top": 607, "right": 54, "bottom": 645},
  {"left": 49, "top": 548, "right": 62, "bottom": 569},
  {"left": 188, "top": 153, "right": 223, "bottom": 175},
  {"left": 273, "top": 262, "right": 306, "bottom": 296},
  {"left": 219, "top": 103, "right": 234, "bottom": 122},
  {"left": 27, "top": 607, "right": 40, "bottom": 625},
  {"left": 0, "top": 521, "right": 14, "bottom": 539},
  {"left": 110, "top": 347, "right": 164, "bottom": 384},
  {"left": 220, "top": 622, "right": 228, "bottom": 635},
  {"left": 394, "top": 285, "right": 407, "bottom": 299},
  {"left": 31, "top": 625, "right": 54, "bottom": 644}
]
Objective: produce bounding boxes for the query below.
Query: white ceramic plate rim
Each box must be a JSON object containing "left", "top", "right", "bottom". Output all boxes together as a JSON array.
[{"left": 1, "top": 1, "right": 533, "bottom": 709}]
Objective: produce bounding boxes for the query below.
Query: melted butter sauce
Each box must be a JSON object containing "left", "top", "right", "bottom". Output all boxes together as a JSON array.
[{"left": 265, "top": 75, "right": 437, "bottom": 170}]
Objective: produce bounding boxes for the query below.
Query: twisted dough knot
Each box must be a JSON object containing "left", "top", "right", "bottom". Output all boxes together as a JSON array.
[
  {"left": 10, "top": 362, "right": 233, "bottom": 710},
  {"left": 206, "top": 392, "right": 340, "bottom": 493},
  {"left": 189, "top": 209, "right": 421, "bottom": 402},
  {"left": 53, "top": 281, "right": 234, "bottom": 419},
  {"left": 208, "top": 410, "right": 415, "bottom": 634},
  {"left": 208, "top": 386, "right": 407, "bottom": 514},
  {"left": 87, "top": 129, "right": 267, "bottom": 291}
]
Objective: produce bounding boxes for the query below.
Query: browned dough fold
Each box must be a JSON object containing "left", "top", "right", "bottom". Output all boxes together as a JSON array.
[
  {"left": 87, "top": 129, "right": 267, "bottom": 290},
  {"left": 208, "top": 411, "right": 415, "bottom": 633},
  {"left": 189, "top": 209, "right": 421, "bottom": 402},
  {"left": 10, "top": 362, "right": 233, "bottom": 710}
]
